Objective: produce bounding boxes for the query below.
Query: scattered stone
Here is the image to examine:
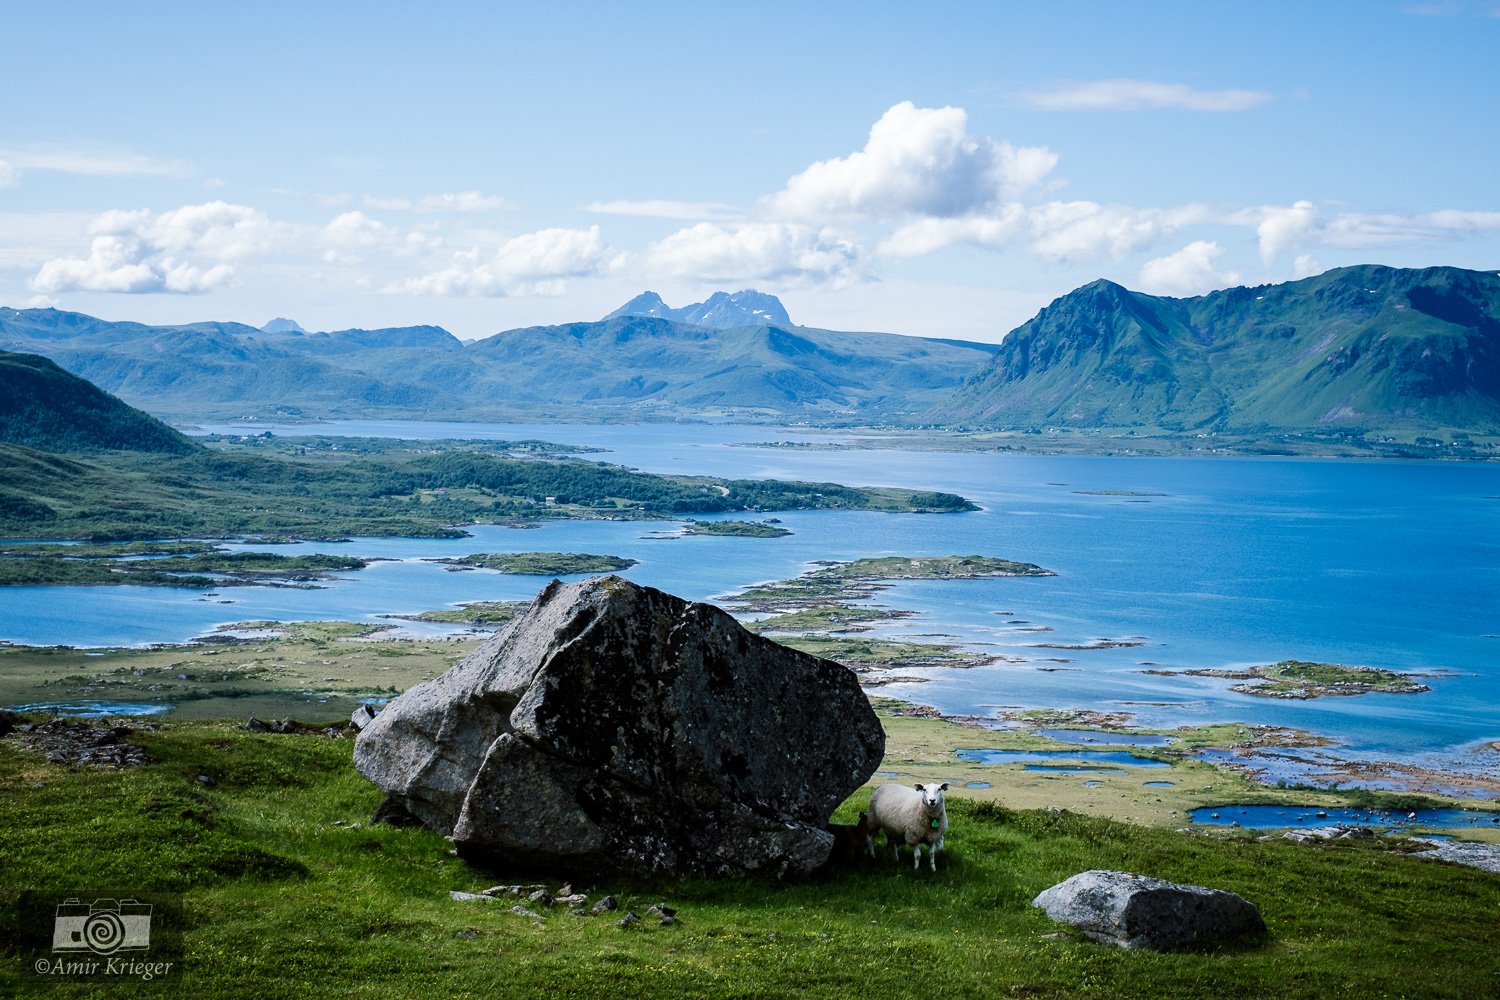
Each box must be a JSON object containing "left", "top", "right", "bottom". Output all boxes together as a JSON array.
[
  {"left": 646, "top": 904, "right": 677, "bottom": 918},
  {"left": 354, "top": 576, "right": 884, "bottom": 877},
  {"left": 448, "top": 891, "right": 496, "bottom": 903},
  {"left": 246, "top": 717, "right": 271, "bottom": 733},
  {"left": 1032, "top": 870, "right": 1266, "bottom": 951},
  {"left": 455, "top": 929, "right": 479, "bottom": 939},
  {"left": 0, "top": 709, "right": 18, "bottom": 738},
  {"left": 527, "top": 889, "right": 554, "bottom": 907},
  {"left": 480, "top": 885, "right": 521, "bottom": 897},
  {"left": 591, "top": 895, "right": 619, "bottom": 914},
  {"left": 617, "top": 912, "right": 641, "bottom": 927},
  {"left": 555, "top": 893, "right": 588, "bottom": 906},
  {"left": 15, "top": 719, "right": 148, "bottom": 769},
  {"left": 196, "top": 774, "right": 215, "bottom": 786},
  {"left": 351, "top": 703, "right": 378, "bottom": 730},
  {"left": 660, "top": 915, "right": 678, "bottom": 927},
  {"left": 1284, "top": 825, "right": 1377, "bottom": 843},
  {"left": 510, "top": 905, "right": 544, "bottom": 920}
]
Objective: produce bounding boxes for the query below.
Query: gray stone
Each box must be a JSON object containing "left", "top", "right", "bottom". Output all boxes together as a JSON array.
[
  {"left": 350, "top": 703, "right": 378, "bottom": 730},
  {"left": 1032, "top": 870, "right": 1266, "bottom": 951},
  {"left": 354, "top": 576, "right": 883, "bottom": 877},
  {"left": 1414, "top": 840, "right": 1500, "bottom": 874}
]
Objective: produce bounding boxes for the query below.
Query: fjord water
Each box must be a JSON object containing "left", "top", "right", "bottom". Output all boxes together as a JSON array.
[{"left": 6, "top": 421, "right": 1499, "bottom": 775}]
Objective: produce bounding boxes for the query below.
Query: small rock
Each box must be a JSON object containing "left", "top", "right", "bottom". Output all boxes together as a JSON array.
[
  {"left": 481, "top": 885, "right": 521, "bottom": 897},
  {"left": 617, "top": 912, "right": 641, "bottom": 927},
  {"left": 351, "top": 703, "right": 378, "bottom": 730},
  {"left": 510, "top": 906, "right": 544, "bottom": 920},
  {"left": 558, "top": 883, "right": 574, "bottom": 897},
  {"left": 527, "top": 889, "right": 554, "bottom": 907},
  {"left": 448, "top": 891, "right": 495, "bottom": 903},
  {"left": 591, "top": 895, "right": 619, "bottom": 914},
  {"left": 646, "top": 904, "right": 677, "bottom": 918},
  {"left": 660, "top": 915, "right": 678, "bottom": 927},
  {"left": 455, "top": 929, "right": 479, "bottom": 939},
  {"left": 246, "top": 718, "right": 270, "bottom": 733},
  {"left": 196, "top": 774, "right": 215, "bottom": 786},
  {"left": 555, "top": 893, "right": 587, "bottom": 905}
]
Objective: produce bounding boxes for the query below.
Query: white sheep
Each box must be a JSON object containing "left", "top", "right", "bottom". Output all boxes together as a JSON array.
[{"left": 867, "top": 782, "right": 949, "bottom": 871}]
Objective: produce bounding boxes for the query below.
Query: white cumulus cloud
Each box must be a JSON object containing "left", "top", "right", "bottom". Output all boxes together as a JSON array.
[
  {"left": 28, "top": 201, "right": 273, "bottom": 295},
  {"left": 1138, "top": 241, "right": 1242, "bottom": 295},
  {"left": 1015, "top": 79, "right": 1275, "bottom": 112},
  {"left": 399, "top": 225, "right": 616, "bottom": 296},
  {"left": 643, "top": 222, "right": 864, "bottom": 286},
  {"left": 0, "top": 159, "right": 17, "bottom": 189},
  {"left": 765, "top": 101, "right": 1057, "bottom": 221}
]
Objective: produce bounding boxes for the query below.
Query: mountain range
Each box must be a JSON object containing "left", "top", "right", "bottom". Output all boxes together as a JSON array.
[
  {"left": 2, "top": 267, "right": 1497, "bottom": 442},
  {"left": 0, "top": 292, "right": 994, "bottom": 423}
]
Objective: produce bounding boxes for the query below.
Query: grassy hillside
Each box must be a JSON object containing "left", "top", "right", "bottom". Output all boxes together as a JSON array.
[
  {"left": 945, "top": 265, "right": 1500, "bottom": 439},
  {"left": 0, "top": 435, "right": 974, "bottom": 542},
  {"left": 1, "top": 717, "right": 1496, "bottom": 998},
  {"left": 0, "top": 350, "right": 197, "bottom": 454}
]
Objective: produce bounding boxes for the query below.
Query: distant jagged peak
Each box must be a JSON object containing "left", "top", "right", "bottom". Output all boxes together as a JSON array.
[
  {"left": 261, "top": 317, "right": 306, "bottom": 334},
  {"left": 603, "top": 289, "right": 793, "bottom": 329}
]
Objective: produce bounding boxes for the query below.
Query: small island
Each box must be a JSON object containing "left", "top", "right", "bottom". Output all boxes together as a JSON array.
[
  {"left": 681, "top": 519, "right": 793, "bottom": 538},
  {"left": 810, "top": 555, "right": 1056, "bottom": 581},
  {"left": 424, "top": 552, "right": 637, "bottom": 575},
  {"left": 1147, "top": 659, "right": 1431, "bottom": 699},
  {"left": 0, "top": 542, "right": 369, "bottom": 588}
]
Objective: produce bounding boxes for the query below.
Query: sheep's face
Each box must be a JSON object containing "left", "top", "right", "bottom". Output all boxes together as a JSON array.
[{"left": 915, "top": 782, "right": 948, "bottom": 813}]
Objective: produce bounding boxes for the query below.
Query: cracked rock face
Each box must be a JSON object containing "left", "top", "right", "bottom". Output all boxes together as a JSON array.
[{"left": 354, "top": 576, "right": 884, "bottom": 877}]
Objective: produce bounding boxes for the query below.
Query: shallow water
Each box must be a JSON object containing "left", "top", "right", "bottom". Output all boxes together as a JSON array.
[
  {"left": 1189, "top": 804, "right": 1500, "bottom": 830},
  {"left": 956, "top": 748, "right": 1171, "bottom": 768},
  {"left": 1036, "top": 728, "right": 1176, "bottom": 747},
  {"left": 9, "top": 702, "right": 172, "bottom": 718}
]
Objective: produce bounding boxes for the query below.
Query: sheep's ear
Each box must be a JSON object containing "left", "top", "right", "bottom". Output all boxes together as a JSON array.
[
  {"left": 913, "top": 782, "right": 925, "bottom": 791},
  {"left": 938, "top": 783, "right": 949, "bottom": 791}
]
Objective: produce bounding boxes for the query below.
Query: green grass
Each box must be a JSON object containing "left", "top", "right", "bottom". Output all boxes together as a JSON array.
[{"left": 2, "top": 719, "right": 1498, "bottom": 997}]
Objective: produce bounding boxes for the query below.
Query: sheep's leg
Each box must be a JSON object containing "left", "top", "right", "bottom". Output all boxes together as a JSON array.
[
  {"left": 912, "top": 842, "right": 923, "bottom": 871},
  {"left": 928, "top": 844, "right": 938, "bottom": 873}
]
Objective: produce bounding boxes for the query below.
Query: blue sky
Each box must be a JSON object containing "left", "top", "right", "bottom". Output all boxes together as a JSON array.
[{"left": 1, "top": 0, "right": 1497, "bottom": 342}]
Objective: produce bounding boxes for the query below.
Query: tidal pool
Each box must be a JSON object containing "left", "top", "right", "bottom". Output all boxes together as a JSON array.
[
  {"left": 1189, "top": 804, "right": 1500, "bottom": 830},
  {"left": 1035, "top": 728, "right": 1176, "bottom": 747},
  {"left": 957, "top": 748, "right": 1171, "bottom": 768},
  {"left": 9, "top": 701, "right": 172, "bottom": 718}
]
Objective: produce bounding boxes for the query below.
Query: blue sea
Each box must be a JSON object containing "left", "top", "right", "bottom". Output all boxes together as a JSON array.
[{"left": 3, "top": 420, "right": 1498, "bottom": 779}]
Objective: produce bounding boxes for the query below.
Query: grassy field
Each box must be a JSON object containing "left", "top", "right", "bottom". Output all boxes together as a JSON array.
[{"left": 2, "top": 716, "right": 1498, "bottom": 998}]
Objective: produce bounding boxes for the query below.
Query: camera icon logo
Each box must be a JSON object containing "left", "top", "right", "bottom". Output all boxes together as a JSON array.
[{"left": 51, "top": 898, "right": 153, "bottom": 955}]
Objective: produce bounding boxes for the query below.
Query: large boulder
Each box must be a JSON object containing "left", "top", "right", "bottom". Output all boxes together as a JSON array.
[
  {"left": 354, "top": 575, "right": 884, "bottom": 877},
  {"left": 1032, "top": 870, "right": 1266, "bottom": 950}
]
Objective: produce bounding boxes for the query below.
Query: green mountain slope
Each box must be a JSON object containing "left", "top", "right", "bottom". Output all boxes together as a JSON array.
[
  {"left": 0, "top": 350, "right": 197, "bottom": 454},
  {"left": 943, "top": 265, "right": 1500, "bottom": 436}
]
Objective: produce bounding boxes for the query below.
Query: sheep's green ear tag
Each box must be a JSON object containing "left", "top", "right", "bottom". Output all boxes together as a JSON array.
[{"left": 930, "top": 819, "right": 941, "bottom": 829}]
